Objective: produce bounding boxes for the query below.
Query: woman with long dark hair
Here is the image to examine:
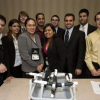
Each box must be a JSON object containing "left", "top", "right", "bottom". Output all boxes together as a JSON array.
[
  {"left": 2, "top": 19, "right": 22, "bottom": 83},
  {"left": 43, "top": 23, "right": 65, "bottom": 72}
]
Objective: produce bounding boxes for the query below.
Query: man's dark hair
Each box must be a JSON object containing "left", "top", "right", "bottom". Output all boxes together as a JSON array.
[
  {"left": 36, "top": 13, "right": 45, "bottom": 20},
  {"left": 94, "top": 12, "right": 100, "bottom": 22},
  {"left": 64, "top": 13, "right": 75, "bottom": 21},
  {"left": 0, "top": 15, "right": 6, "bottom": 24},
  {"left": 51, "top": 15, "right": 60, "bottom": 21},
  {"left": 79, "top": 9, "right": 89, "bottom": 16}
]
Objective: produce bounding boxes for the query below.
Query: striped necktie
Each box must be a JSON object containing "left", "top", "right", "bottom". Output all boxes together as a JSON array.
[{"left": 64, "top": 31, "right": 69, "bottom": 58}]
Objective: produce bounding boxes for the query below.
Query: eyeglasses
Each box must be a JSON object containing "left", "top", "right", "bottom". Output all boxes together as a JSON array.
[
  {"left": 51, "top": 19, "right": 59, "bottom": 21},
  {"left": 96, "top": 18, "right": 100, "bottom": 21}
]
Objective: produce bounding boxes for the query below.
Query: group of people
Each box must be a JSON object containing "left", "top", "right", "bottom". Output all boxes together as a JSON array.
[{"left": 0, "top": 8, "right": 100, "bottom": 86}]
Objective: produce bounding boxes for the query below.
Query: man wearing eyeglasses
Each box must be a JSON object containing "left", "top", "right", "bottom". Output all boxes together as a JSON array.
[
  {"left": 85, "top": 12, "right": 100, "bottom": 78},
  {"left": 51, "top": 15, "right": 64, "bottom": 37}
]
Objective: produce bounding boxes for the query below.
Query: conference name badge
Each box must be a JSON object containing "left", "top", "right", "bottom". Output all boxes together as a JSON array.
[{"left": 31, "top": 48, "right": 39, "bottom": 60}]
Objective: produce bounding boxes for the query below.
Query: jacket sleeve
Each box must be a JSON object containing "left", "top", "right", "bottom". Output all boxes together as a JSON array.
[
  {"left": 76, "top": 31, "right": 86, "bottom": 70},
  {"left": 85, "top": 36, "right": 95, "bottom": 70},
  {"left": 1, "top": 37, "right": 11, "bottom": 77}
]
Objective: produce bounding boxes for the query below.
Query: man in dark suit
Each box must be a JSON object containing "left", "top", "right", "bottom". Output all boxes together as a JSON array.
[
  {"left": 59, "top": 13, "right": 86, "bottom": 78},
  {"left": 75, "top": 9, "right": 96, "bottom": 38},
  {"left": 75, "top": 9, "right": 97, "bottom": 78},
  {"left": 0, "top": 15, "right": 7, "bottom": 86},
  {"left": 51, "top": 15, "right": 64, "bottom": 37}
]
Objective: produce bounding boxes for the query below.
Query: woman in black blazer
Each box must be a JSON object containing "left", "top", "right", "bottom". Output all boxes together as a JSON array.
[
  {"left": 43, "top": 23, "right": 65, "bottom": 72},
  {"left": 2, "top": 19, "right": 22, "bottom": 83}
]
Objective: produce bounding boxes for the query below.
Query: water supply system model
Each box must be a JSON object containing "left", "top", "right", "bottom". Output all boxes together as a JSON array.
[{"left": 28, "top": 67, "right": 78, "bottom": 100}]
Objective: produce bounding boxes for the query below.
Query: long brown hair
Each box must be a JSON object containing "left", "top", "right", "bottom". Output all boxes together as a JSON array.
[{"left": 7, "top": 19, "right": 21, "bottom": 40}]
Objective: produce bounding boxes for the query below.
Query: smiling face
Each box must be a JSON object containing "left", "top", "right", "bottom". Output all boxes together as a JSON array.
[
  {"left": 36, "top": 14, "right": 45, "bottom": 27},
  {"left": 20, "top": 15, "right": 28, "bottom": 24},
  {"left": 10, "top": 22, "right": 20, "bottom": 35},
  {"left": 0, "top": 19, "right": 5, "bottom": 33},
  {"left": 79, "top": 12, "right": 88, "bottom": 25},
  {"left": 51, "top": 16, "right": 59, "bottom": 27},
  {"left": 44, "top": 26, "right": 55, "bottom": 39},
  {"left": 64, "top": 16, "right": 75, "bottom": 29},
  {"left": 25, "top": 19, "right": 36, "bottom": 35}
]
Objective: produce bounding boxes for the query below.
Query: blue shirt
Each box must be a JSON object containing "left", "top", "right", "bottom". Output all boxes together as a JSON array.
[{"left": 64, "top": 27, "right": 74, "bottom": 41}]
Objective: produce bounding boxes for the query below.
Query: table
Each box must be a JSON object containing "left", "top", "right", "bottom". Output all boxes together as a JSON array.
[{"left": 0, "top": 78, "right": 100, "bottom": 100}]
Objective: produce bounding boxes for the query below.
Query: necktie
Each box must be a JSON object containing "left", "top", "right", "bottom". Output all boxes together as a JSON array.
[
  {"left": 98, "top": 37, "right": 100, "bottom": 65},
  {"left": 64, "top": 31, "right": 69, "bottom": 58}
]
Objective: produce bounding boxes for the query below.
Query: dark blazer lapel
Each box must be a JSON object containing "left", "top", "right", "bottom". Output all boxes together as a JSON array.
[
  {"left": 87, "top": 24, "right": 90, "bottom": 35},
  {"left": 68, "top": 27, "right": 76, "bottom": 44}
]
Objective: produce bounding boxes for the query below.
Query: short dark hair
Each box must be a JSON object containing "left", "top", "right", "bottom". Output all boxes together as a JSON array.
[
  {"left": 94, "top": 12, "right": 100, "bottom": 22},
  {"left": 51, "top": 15, "right": 60, "bottom": 21},
  {"left": 0, "top": 14, "right": 6, "bottom": 24},
  {"left": 36, "top": 13, "right": 45, "bottom": 20},
  {"left": 43, "top": 23, "right": 56, "bottom": 33},
  {"left": 18, "top": 11, "right": 29, "bottom": 22},
  {"left": 79, "top": 9, "right": 89, "bottom": 16},
  {"left": 64, "top": 13, "right": 75, "bottom": 21},
  {"left": 25, "top": 18, "right": 36, "bottom": 26}
]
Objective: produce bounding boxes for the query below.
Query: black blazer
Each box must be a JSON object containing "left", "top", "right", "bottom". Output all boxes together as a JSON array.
[
  {"left": 75, "top": 24, "right": 97, "bottom": 35},
  {"left": 59, "top": 27, "right": 86, "bottom": 76},
  {"left": 2, "top": 36, "right": 15, "bottom": 76},
  {"left": 56, "top": 27, "right": 64, "bottom": 37},
  {"left": 43, "top": 37, "right": 65, "bottom": 72}
]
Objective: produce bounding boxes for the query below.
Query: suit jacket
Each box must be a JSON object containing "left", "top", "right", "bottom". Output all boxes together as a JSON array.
[
  {"left": 2, "top": 36, "right": 15, "bottom": 76},
  {"left": 75, "top": 24, "right": 97, "bottom": 35},
  {"left": 18, "top": 31, "right": 44, "bottom": 72},
  {"left": 59, "top": 27, "right": 86, "bottom": 77},
  {"left": 56, "top": 27, "right": 64, "bottom": 37},
  {"left": 43, "top": 37, "right": 65, "bottom": 72}
]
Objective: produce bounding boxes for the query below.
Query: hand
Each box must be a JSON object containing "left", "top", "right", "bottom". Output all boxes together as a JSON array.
[
  {"left": 37, "top": 64, "right": 43, "bottom": 72},
  {"left": 90, "top": 69, "right": 99, "bottom": 76},
  {"left": 4, "top": 76, "right": 14, "bottom": 84},
  {"left": 0, "top": 63, "right": 7, "bottom": 73},
  {"left": 97, "top": 69, "right": 100, "bottom": 76},
  {"left": 75, "top": 69, "right": 82, "bottom": 75}
]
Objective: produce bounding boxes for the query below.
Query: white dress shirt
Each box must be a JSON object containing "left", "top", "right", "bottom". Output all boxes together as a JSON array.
[
  {"left": 79, "top": 23, "right": 88, "bottom": 39},
  {"left": 0, "top": 33, "right": 3, "bottom": 45},
  {"left": 12, "top": 35, "right": 22, "bottom": 67}
]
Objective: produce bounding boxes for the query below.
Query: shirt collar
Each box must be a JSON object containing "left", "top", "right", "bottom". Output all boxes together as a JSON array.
[
  {"left": 80, "top": 23, "right": 88, "bottom": 28},
  {"left": 65, "top": 26, "right": 74, "bottom": 34}
]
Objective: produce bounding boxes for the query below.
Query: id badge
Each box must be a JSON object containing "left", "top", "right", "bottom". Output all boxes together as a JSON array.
[
  {"left": 45, "top": 57, "right": 49, "bottom": 65},
  {"left": 31, "top": 48, "right": 39, "bottom": 60}
]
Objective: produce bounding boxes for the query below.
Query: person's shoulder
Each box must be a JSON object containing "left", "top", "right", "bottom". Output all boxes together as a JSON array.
[
  {"left": 88, "top": 30, "right": 97, "bottom": 37},
  {"left": 2, "top": 35, "right": 8, "bottom": 40},
  {"left": 58, "top": 27, "right": 64, "bottom": 31},
  {"left": 19, "top": 32, "right": 28, "bottom": 37},
  {"left": 74, "top": 24, "right": 80, "bottom": 29},
  {"left": 54, "top": 37, "right": 63, "bottom": 44},
  {"left": 34, "top": 33, "right": 40, "bottom": 38},
  {"left": 88, "top": 24, "right": 96, "bottom": 28}
]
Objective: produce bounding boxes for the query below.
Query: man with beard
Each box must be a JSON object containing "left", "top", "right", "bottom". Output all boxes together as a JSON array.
[
  {"left": 75, "top": 9, "right": 96, "bottom": 38},
  {"left": 51, "top": 15, "right": 64, "bottom": 37},
  {"left": 35, "top": 13, "right": 45, "bottom": 45},
  {"left": 59, "top": 13, "right": 86, "bottom": 78}
]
